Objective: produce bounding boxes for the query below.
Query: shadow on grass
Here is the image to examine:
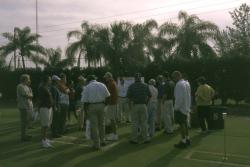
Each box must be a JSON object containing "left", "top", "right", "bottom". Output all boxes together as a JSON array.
[
  {"left": 146, "top": 133, "right": 210, "bottom": 167},
  {"left": 71, "top": 132, "right": 179, "bottom": 167}
]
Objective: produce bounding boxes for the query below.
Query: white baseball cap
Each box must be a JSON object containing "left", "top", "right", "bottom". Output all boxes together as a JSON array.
[{"left": 52, "top": 75, "right": 61, "bottom": 81}]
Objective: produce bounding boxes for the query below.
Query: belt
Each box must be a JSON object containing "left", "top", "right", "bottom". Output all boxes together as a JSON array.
[
  {"left": 119, "top": 96, "right": 127, "bottom": 98},
  {"left": 89, "top": 102, "right": 104, "bottom": 104}
]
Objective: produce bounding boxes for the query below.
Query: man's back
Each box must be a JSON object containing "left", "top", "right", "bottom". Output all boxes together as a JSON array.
[
  {"left": 174, "top": 79, "right": 191, "bottom": 114},
  {"left": 82, "top": 80, "right": 110, "bottom": 103},
  {"left": 164, "top": 80, "right": 175, "bottom": 100},
  {"left": 127, "top": 82, "right": 151, "bottom": 104},
  {"left": 196, "top": 84, "right": 214, "bottom": 106}
]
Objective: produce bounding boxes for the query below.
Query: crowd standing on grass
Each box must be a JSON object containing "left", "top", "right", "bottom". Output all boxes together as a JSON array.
[{"left": 17, "top": 70, "right": 216, "bottom": 150}]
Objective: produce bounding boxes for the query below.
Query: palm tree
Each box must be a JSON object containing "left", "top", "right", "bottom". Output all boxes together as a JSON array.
[
  {"left": 39, "top": 48, "right": 74, "bottom": 69},
  {"left": 66, "top": 21, "right": 97, "bottom": 68},
  {"left": 94, "top": 26, "right": 111, "bottom": 67},
  {"left": 159, "top": 11, "right": 219, "bottom": 59},
  {"left": 108, "top": 21, "right": 132, "bottom": 73},
  {"left": 0, "top": 27, "right": 45, "bottom": 70},
  {"left": 128, "top": 19, "right": 158, "bottom": 66}
]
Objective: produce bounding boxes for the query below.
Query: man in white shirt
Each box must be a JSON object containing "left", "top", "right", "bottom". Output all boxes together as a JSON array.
[
  {"left": 172, "top": 71, "right": 191, "bottom": 149},
  {"left": 82, "top": 75, "right": 110, "bottom": 150},
  {"left": 147, "top": 79, "right": 158, "bottom": 137},
  {"left": 17, "top": 74, "right": 33, "bottom": 142},
  {"left": 117, "top": 78, "right": 130, "bottom": 123}
]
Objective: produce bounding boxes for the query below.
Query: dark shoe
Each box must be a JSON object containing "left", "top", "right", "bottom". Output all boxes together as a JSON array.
[
  {"left": 186, "top": 139, "right": 191, "bottom": 146},
  {"left": 92, "top": 146, "right": 101, "bottom": 151},
  {"left": 101, "top": 142, "right": 107, "bottom": 147},
  {"left": 174, "top": 141, "right": 187, "bottom": 149},
  {"left": 52, "top": 134, "right": 62, "bottom": 138},
  {"left": 163, "top": 130, "right": 174, "bottom": 135},
  {"left": 21, "top": 136, "right": 32, "bottom": 142},
  {"left": 28, "top": 126, "right": 35, "bottom": 129},
  {"left": 129, "top": 140, "right": 138, "bottom": 144}
]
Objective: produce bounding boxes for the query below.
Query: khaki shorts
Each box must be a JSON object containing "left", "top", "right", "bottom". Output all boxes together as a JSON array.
[{"left": 39, "top": 107, "right": 53, "bottom": 127}]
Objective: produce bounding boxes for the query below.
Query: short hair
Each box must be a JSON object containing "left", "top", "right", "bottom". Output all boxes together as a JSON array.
[
  {"left": 163, "top": 71, "right": 169, "bottom": 79},
  {"left": 20, "top": 74, "right": 30, "bottom": 83},
  {"left": 86, "top": 75, "right": 97, "bottom": 82},
  {"left": 197, "top": 76, "right": 206, "bottom": 84},
  {"left": 148, "top": 79, "right": 156, "bottom": 85},
  {"left": 60, "top": 73, "right": 66, "bottom": 79},
  {"left": 172, "top": 71, "right": 182, "bottom": 78},
  {"left": 157, "top": 75, "right": 163, "bottom": 82},
  {"left": 104, "top": 72, "right": 113, "bottom": 79}
]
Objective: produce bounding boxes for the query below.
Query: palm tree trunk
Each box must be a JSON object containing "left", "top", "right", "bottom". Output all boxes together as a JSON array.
[
  {"left": 99, "top": 59, "right": 102, "bottom": 67},
  {"left": 77, "top": 52, "right": 81, "bottom": 68},
  {"left": 87, "top": 60, "right": 90, "bottom": 68},
  {"left": 21, "top": 54, "right": 26, "bottom": 70}
]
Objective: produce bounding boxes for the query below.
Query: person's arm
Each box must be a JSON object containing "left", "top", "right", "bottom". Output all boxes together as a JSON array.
[
  {"left": 146, "top": 86, "right": 152, "bottom": 104},
  {"left": 18, "top": 85, "right": 33, "bottom": 99},
  {"left": 127, "top": 86, "right": 133, "bottom": 110}
]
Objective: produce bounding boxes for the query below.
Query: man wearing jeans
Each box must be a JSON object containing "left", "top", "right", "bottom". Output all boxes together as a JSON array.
[
  {"left": 17, "top": 74, "right": 33, "bottom": 142},
  {"left": 162, "top": 72, "right": 175, "bottom": 134},
  {"left": 147, "top": 79, "right": 158, "bottom": 137}
]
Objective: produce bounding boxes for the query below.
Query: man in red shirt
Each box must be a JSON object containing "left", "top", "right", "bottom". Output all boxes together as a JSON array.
[{"left": 104, "top": 72, "right": 119, "bottom": 141}]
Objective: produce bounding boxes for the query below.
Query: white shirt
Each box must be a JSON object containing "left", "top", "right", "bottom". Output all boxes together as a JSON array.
[
  {"left": 174, "top": 79, "right": 191, "bottom": 115},
  {"left": 118, "top": 84, "right": 128, "bottom": 97},
  {"left": 148, "top": 85, "right": 158, "bottom": 103},
  {"left": 81, "top": 80, "right": 110, "bottom": 103}
]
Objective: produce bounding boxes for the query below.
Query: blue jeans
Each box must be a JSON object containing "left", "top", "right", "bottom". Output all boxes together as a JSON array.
[{"left": 148, "top": 102, "right": 157, "bottom": 136}]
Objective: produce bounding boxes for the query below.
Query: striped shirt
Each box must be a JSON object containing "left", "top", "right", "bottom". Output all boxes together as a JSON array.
[{"left": 127, "top": 81, "right": 151, "bottom": 104}]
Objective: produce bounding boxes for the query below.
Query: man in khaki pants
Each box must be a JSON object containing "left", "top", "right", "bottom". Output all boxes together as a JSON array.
[
  {"left": 17, "top": 74, "right": 33, "bottom": 142},
  {"left": 127, "top": 73, "right": 151, "bottom": 144},
  {"left": 82, "top": 75, "right": 110, "bottom": 150}
]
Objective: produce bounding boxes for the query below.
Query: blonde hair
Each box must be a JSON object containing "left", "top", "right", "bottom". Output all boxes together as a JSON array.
[{"left": 20, "top": 74, "right": 30, "bottom": 83}]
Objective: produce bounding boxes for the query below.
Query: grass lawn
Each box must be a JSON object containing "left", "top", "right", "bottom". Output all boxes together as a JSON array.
[{"left": 0, "top": 104, "right": 250, "bottom": 167}]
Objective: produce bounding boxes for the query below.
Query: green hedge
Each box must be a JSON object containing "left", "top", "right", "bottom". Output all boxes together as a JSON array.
[{"left": 0, "top": 56, "right": 250, "bottom": 103}]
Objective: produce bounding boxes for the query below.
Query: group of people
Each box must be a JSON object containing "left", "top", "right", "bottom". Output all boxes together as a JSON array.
[{"left": 16, "top": 70, "right": 215, "bottom": 150}]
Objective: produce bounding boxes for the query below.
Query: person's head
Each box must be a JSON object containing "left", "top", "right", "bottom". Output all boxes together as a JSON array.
[
  {"left": 120, "top": 77, "right": 125, "bottom": 85},
  {"left": 134, "top": 73, "right": 141, "bottom": 82},
  {"left": 171, "top": 71, "right": 182, "bottom": 82},
  {"left": 86, "top": 75, "right": 96, "bottom": 83},
  {"left": 157, "top": 75, "right": 163, "bottom": 83},
  {"left": 52, "top": 75, "right": 61, "bottom": 85},
  {"left": 103, "top": 72, "right": 113, "bottom": 81},
  {"left": 78, "top": 75, "right": 85, "bottom": 86},
  {"left": 163, "top": 71, "right": 170, "bottom": 81},
  {"left": 148, "top": 79, "right": 156, "bottom": 86},
  {"left": 60, "top": 73, "right": 67, "bottom": 83},
  {"left": 42, "top": 75, "right": 52, "bottom": 86},
  {"left": 196, "top": 76, "right": 206, "bottom": 85},
  {"left": 20, "top": 74, "right": 31, "bottom": 85}
]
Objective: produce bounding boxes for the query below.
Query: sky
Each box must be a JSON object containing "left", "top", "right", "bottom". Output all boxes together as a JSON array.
[{"left": 0, "top": 0, "right": 248, "bottom": 67}]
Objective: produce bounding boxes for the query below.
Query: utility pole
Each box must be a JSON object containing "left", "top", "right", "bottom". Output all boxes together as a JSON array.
[
  {"left": 13, "top": 27, "right": 17, "bottom": 70},
  {"left": 35, "top": 0, "right": 39, "bottom": 68}
]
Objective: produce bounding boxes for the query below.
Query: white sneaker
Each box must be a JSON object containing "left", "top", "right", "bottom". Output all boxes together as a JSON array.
[
  {"left": 112, "top": 134, "right": 119, "bottom": 141},
  {"left": 106, "top": 133, "right": 114, "bottom": 141},
  {"left": 42, "top": 139, "right": 53, "bottom": 148},
  {"left": 46, "top": 138, "right": 51, "bottom": 144}
]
